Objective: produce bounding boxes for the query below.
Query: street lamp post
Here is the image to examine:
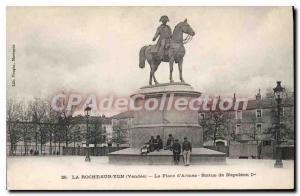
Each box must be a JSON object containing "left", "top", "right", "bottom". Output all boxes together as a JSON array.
[
  {"left": 85, "top": 105, "right": 92, "bottom": 162},
  {"left": 273, "top": 81, "right": 284, "bottom": 168}
]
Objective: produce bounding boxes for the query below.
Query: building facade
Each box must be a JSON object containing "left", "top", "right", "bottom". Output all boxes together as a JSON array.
[
  {"left": 110, "top": 111, "right": 134, "bottom": 147},
  {"left": 199, "top": 90, "right": 294, "bottom": 159}
]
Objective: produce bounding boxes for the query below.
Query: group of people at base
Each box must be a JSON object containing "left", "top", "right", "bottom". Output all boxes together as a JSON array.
[{"left": 140, "top": 134, "right": 192, "bottom": 166}]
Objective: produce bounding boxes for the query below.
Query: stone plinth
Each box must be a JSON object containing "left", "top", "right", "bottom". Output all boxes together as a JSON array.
[
  {"left": 130, "top": 82, "right": 202, "bottom": 148},
  {"left": 109, "top": 148, "right": 226, "bottom": 165}
]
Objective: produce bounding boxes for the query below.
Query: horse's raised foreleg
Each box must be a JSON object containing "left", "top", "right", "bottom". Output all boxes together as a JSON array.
[
  {"left": 178, "top": 58, "right": 185, "bottom": 83},
  {"left": 169, "top": 57, "right": 174, "bottom": 83},
  {"left": 149, "top": 64, "right": 159, "bottom": 85}
]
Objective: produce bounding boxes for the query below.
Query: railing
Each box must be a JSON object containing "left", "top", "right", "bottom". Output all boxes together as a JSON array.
[
  {"left": 7, "top": 144, "right": 64, "bottom": 156},
  {"left": 7, "top": 145, "right": 127, "bottom": 156}
]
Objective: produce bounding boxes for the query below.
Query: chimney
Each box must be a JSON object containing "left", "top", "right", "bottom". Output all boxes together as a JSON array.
[{"left": 256, "top": 89, "right": 262, "bottom": 100}]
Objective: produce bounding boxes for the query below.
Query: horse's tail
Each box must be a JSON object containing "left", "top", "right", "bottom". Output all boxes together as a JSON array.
[{"left": 139, "top": 45, "right": 147, "bottom": 69}]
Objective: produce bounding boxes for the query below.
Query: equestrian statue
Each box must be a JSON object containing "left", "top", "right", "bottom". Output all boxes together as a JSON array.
[{"left": 139, "top": 15, "right": 195, "bottom": 85}]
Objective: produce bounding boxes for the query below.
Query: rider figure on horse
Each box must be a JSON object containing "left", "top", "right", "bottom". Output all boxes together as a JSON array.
[{"left": 152, "top": 15, "right": 172, "bottom": 61}]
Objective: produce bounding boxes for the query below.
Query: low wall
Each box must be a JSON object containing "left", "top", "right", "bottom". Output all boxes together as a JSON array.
[
  {"left": 229, "top": 144, "right": 257, "bottom": 158},
  {"left": 281, "top": 146, "right": 294, "bottom": 160}
]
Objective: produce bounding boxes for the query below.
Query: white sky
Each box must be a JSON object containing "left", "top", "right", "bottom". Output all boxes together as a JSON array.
[{"left": 7, "top": 6, "right": 293, "bottom": 101}]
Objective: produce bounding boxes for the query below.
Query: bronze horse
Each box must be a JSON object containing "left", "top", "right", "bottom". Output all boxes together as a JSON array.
[{"left": 139, "top": 19, "right": 195, "bottom": 85}]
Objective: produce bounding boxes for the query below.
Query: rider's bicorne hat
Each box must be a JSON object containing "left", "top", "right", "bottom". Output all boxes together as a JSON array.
[{"left": 159, "top": 15, "right": 169, "bottom": 22}]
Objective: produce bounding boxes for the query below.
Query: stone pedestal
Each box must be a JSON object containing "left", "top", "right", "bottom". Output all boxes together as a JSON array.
[{"left": 129, "top": 82, "right": 202, "bottom": 148}]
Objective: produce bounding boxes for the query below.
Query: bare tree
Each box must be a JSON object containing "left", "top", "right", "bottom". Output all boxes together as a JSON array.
[
  {"left": 47, "top": 103, "right": 62, "bottom": 155},
  {"left": 54, "top": 120, "right": 64, "bottom": 155},
  {"left": 70, "top": 125, "right": 82, "bottom": 155},
  {"left": 59, "top": 110, "right": 75, "bottom": 148},
  {"left": 90, "top": 117, "right": 105, "bottom": 148},
  {"left": 265, "top": 88, "right": 294, "bottom": 143},
  {"left": 267, "top": 106, "right": 294, "bottom": 144},
  {"left": 18, "top": 100, "right": 33, "bottom": 155},
  {"left": 28, "top": 98, "right": 48, "bottom": 155},
  {"left": 7, "top": 98, "right": 23, "bottom": 155},
  {"left": 199, "top": 111, "right": 230, "bottom": 147},
  {"left": 111, "top": 124, "right": 128, "bottom": 149}
]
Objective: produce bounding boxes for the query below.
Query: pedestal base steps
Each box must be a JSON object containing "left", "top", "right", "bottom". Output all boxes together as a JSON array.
[{"left": 108, "top": 148, "right": 226, "bottom": 165}]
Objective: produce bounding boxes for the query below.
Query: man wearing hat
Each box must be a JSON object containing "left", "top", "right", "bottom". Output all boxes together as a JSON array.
[
  {"left": 165, "top": 134, "right": 175, "bottom": 150},
  {"left": 172, "top": 139, "right": 181, "bottom": 165},
  {"left": 182, "top": 137, "right": 192, "bottom": 166},
  {"left": 152, "top": 15, "right": 172, "bottom": 60},
  {"left": 154, "top": 135, "right": 163, "bottom": 151}
]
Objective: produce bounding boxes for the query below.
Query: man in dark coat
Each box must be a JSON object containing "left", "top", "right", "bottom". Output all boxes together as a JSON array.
[
  {"left": 172, "top": 139, "right": 181, "bottom": 165},
  {"left": 154, "top": 135, "right": 163, "bottom": 151},
  {"left": 182, "top": 137, "right": 192, "bottom": 166},
  {"left": 149, "top": 136, "right": 155, "bottom": 152},
  {"left": 165, "top": 134, "right": 174, "bottom": 150}
]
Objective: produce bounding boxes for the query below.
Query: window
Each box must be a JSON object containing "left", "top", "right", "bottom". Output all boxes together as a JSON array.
[
  {"left": 256, "top": 109, "right": 262, "bottom": 118},
  {"left": 236, "top": 110, "right": 242, "bottom": 120},
  {"left": 263, "top": 141, "right": 271, "bottom": 146},
  {"left": 235, "top": 124, "right": 241, "bottom": 134},
  {"left": 256, "top": 124, "right": 262, "bottom": 133},
  {"left": 199, "top": 113, "right": 205, "bottom": 120}
]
